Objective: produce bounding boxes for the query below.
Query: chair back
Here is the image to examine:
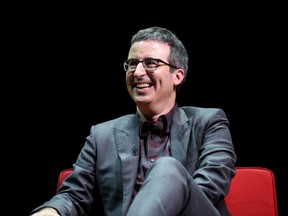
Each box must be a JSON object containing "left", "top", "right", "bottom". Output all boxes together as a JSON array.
[{"left": 225, "top": 167, "right": 278, "bottom": 216}]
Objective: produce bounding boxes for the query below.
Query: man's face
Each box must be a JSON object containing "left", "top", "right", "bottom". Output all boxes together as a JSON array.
[{"left": 125, "top": 41, "right": 183, "bottom": 112}]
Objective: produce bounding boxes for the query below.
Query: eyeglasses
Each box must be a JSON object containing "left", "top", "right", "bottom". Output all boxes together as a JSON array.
[{"left": 123, "top": 57, "right": 178, "bottom": 73}]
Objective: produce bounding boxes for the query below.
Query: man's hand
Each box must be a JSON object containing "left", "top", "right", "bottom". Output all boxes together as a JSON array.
[{"left": 30, "top": 207, "right": 60, "bottom": 216}]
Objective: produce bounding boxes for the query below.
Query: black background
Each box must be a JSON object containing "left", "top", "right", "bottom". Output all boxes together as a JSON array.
[{"left": 5, "top": 3, "right": 286, "bottom": 216}]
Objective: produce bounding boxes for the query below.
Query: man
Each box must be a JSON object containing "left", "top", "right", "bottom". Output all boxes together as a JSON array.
[{"left": 30, "top": 26, "right": 237, "bottom": 216}]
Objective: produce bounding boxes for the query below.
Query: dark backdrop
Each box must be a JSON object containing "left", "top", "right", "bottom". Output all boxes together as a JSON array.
[{"left": 6, "top": 4, "right": 286, "bottom": 216}]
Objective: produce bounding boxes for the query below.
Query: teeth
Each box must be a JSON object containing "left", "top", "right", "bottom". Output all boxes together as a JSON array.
[{"left": 136, "top": 83, "right": 151, "bottom": 88}]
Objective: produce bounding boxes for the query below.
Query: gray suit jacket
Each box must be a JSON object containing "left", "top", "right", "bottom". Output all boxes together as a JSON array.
[{"left": 31, "top": 105, "right": 237, "bottom": 216}]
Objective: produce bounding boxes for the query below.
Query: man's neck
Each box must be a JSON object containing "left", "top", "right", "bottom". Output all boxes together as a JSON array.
[{"left": 136, "top": 103, "right": 175, "bottom": 124}]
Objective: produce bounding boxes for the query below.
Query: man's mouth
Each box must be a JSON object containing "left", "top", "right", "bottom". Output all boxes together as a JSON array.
[{"left": 135, "top": 83, "right": 152, "bottom": 89}]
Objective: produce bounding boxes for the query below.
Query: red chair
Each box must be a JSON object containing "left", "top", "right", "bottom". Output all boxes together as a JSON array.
[
  {"left": 225, "top": 167, "right": 278, "bottom": 216},
  {"left": 57, "top": 167, "right": 278, "bottom": 216},
  {"left": 56, "top": 168, "right": 73, "bottom": 192}
]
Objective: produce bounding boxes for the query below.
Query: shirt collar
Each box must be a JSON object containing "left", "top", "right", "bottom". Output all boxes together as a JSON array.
[{"left": 137, "top": 104, "right": 176, "bottom": 138}]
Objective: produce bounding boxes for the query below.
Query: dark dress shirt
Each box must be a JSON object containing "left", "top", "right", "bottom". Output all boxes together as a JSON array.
[{"left": 134, "top": 106, "right": 174, "bottom": 196}]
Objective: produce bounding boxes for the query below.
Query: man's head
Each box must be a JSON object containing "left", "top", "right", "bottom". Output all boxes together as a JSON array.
[{"left": 124, "top": 27, "right": 188, "bottom": 118}]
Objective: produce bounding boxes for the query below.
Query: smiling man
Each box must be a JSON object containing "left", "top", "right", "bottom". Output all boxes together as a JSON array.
[{"left": 30, "top": 26, "right": 237, "bottom": 216}]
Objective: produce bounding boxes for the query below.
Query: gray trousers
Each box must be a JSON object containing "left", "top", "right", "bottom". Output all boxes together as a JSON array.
[{"left": 126, "top": 157, "right": 221, "bottom": 216}]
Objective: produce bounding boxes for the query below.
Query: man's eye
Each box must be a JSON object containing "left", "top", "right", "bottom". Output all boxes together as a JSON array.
[
  {"left": 130, "top": 62, "right": 138, "bottom": 66},
  {"left": 129, "top": 60, "right": 139, "bottom": 66},
  {"left": 145, "top": 60, "right": 157, "bottom": 67}
]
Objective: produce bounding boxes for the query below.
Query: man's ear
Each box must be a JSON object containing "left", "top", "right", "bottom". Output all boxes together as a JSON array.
[{"left": 174, "top": 69, "right": 185, "bottom": 86}]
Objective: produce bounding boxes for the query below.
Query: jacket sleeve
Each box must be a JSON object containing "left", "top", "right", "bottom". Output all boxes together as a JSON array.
[
  {"left": 192, "top": 108, "right": 237, "bottom": 204},
  {"left": 29, "top": 127, "right": 99, "bottom": 216}
]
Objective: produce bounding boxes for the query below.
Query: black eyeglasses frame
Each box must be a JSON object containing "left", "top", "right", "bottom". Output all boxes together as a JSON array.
[{"left": 123, "top": 57, "right": 178, "bottom": 73}]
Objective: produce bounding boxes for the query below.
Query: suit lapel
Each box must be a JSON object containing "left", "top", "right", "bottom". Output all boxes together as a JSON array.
[
  {"left": 170, "top": 107, "right": 191, "bottom": 164},
  {"left": 114, "top": 115, "right": 140, "bottom": 212}
]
